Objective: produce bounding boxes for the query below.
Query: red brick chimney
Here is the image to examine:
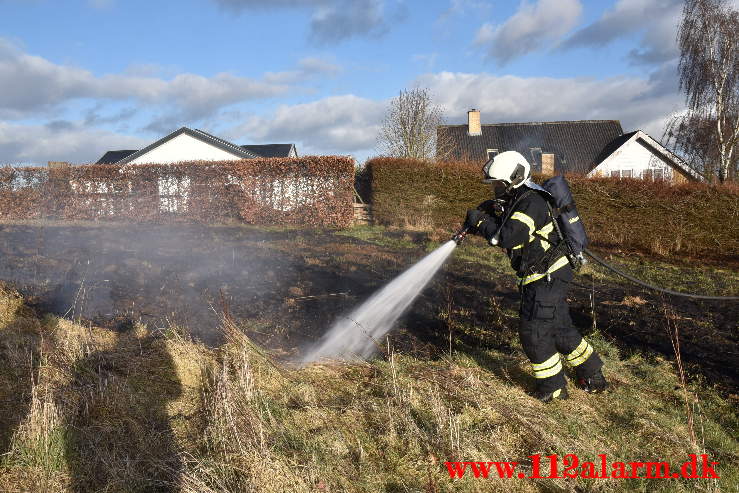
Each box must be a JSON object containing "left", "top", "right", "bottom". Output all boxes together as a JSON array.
[
  {"left": 541, "top": 153, "right": 555, "bottom": 176},
  {"left": 467, "top": 109, "right": 481, "bottom": 136}
]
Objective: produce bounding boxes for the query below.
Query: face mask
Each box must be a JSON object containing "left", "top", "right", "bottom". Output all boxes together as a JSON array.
[{"left": 491, "top": 180, "right": 510, "bottom": 199}]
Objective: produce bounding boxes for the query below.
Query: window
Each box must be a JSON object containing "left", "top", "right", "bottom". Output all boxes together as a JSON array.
[
  {"left": 610, "top": 170, "right": 620, "bottom": 178},
  {"left": 486, "top": 149, "right": 499, "bottom": 161},
  {"left": 621, "top": 170, "right": 633, "bottom": 178},
  {"left": 642, "top": 169, "right": 665, "bottom": 181},
  {"left": 528, "top": 147, "right": 542, "bottom": 172},
  {"left": 158, "top": 175, "right": 191, "bottom": 213}
]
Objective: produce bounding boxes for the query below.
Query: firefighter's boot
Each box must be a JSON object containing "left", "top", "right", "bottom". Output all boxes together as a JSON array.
[
  {"left": 577, "top": 369, "right": 609, "bottom": 393},
  {"left": 533, "top": 385, "right": 569, "bottom": 403}
]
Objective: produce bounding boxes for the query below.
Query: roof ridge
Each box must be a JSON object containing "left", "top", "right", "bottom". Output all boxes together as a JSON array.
[
  {"left": 193, "top": 128, "right": 256, "bottom": 157},
  {"left": 438, "top": 120, "right": 621, "bottom": 127},
  {"left": 241, "top": 143, "right": 294, "bottom": 148},
  {"left": 116, "top": 126, "right": 258, "bottom": 164}
]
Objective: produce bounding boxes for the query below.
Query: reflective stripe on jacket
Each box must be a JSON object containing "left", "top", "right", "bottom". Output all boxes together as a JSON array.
[{"left": 484, "top": 187, "right": 570, "bottom": 282}]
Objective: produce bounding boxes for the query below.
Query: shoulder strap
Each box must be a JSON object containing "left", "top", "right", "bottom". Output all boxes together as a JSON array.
[
  {"left": 529, "top": 201, "right": 564, "bottom": 244},
  {"left": 539, "top": 200, "right": 581, "bottom": 271},
  {"left": 489, "top": 189, "right": 536, "bottom": 245}
]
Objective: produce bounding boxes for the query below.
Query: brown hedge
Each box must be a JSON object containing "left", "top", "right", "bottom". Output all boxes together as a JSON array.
[
  {"left": 0, "top": 157, "right": 355, "bottom": 228},
  {"left": 367, "top": 157, "right": 739, "bottom": 261}
]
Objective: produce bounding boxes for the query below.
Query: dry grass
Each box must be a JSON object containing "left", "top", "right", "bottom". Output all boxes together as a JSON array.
[{"left": 0, "top": 285, "right": 737, "bottom": 492}]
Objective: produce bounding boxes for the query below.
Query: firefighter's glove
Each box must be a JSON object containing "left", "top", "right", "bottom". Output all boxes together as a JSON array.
[
  {"left": 465, "top": 209, "right": 492, "bottom": 235},
  {"left": 477, "top": 199, "right": 504, "bottom": 217}
]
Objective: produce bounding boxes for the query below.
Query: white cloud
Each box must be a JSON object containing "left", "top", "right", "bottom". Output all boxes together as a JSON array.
[
  {"left": 475, "top": 0, "right": 583, "bottom": 64},
  {"left": 297, "top": 56, "right": 342, "bottom": 75},
  {"left": 226, "top": 65, "right": 684, "bottom": 160},
  {"left": 0, "top": 38, "right": 291, "bottom": 120},
  {"left": 0, "top": 121, "right": 148, "bottom": 165},
  {"left": 0, "top": 39, "right": 93, "bottom": 118},
  {"left": 0, "top": 67, "right": 685, "bottom": 165},
  {"left": 213, "top": 0, "right": 404, "bottom": 43},
  {"left": 104, "top": 72, "right": 287, "bottom": 114},
  {"left": 264, "top": 56, "right": 341, "bottom": 84},
  {"left": 562, "top": 0, "right": 683, "bottom": 65},
  {"left": 230, "top": 95, "right": 386, "bottom": 155},
  {"left": 415, "top": 69, "right": 683, "bottom": 137}
]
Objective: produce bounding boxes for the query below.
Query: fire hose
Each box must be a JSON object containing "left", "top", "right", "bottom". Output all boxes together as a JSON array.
[
  {"left": 452, "top": 227, "right": 739, "bottom": 301},
  {"left": 581, "top": 248, "right": 739, "bottom": 301}
]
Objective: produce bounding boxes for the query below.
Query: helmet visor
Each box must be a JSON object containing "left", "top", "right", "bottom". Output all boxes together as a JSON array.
[
  {"left": 487, "top": 179, "right": 509, "bottom": 198},
  {"left": 481, "top": 158, "right": 495, "bottom": 182}
]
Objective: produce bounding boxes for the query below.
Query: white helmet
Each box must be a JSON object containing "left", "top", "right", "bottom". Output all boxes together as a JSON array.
[{"left": 482, "top": 151, "right": 531, "bottom": 189}]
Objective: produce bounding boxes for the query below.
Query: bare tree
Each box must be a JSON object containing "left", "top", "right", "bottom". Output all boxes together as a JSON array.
[
  {"left": 665, "top": 113, "right": 723, "bottom": 179},
  {"left": 377, "top": 88, "right": 448, "bottom": 160},
  {"left": 665, "top": 0, "right": 739, "bottom": 183}
]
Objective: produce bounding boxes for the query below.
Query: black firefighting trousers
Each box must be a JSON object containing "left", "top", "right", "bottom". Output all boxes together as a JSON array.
[{"left": 518, "top": 276, "right": 603, "bottom": 393}]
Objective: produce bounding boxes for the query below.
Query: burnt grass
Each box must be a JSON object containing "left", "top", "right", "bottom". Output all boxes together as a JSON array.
[{"left": 1, "top": 222, "right": 737, "bottom": 393}]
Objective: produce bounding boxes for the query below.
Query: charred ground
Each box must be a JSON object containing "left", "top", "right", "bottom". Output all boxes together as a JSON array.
[{"left": 0, "top": 222, "right": 737, "bottom": 392}]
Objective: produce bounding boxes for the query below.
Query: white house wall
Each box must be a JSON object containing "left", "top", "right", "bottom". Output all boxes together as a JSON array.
[
  {"left": 129, "top": 133, "right": 242, "bottom": 165},
  {"left": 588, "top": 137, "right": 673, "bottom": 179}
]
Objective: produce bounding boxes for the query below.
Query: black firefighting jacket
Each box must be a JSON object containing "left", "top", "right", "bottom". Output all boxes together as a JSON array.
[{"left": 478, "top": 186, "right": 573, "bottom": 285}]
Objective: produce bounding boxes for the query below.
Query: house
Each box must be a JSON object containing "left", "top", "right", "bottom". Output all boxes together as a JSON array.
[
  {"left": 438, "top": 110, "right": 703, "bottom": 183},
  {"left": 587, "top": 130, "right": 703, "bottom": 183},
  {"left": 95, "top": 127, "right": 297, "bottom": 165},
  {"left": 89, "top": 127, "right": 301, "bottom": 214}
]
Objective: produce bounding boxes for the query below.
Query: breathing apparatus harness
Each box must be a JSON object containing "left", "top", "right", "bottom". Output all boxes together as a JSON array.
[
  {"left": 470, "top": 171, "right": 579, "bottom": 276},
  {"left": 454, "top": 177, "right": 739, "bottom": 302}
]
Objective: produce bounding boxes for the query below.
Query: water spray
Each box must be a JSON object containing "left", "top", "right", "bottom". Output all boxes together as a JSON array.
[
  {"left": 301, "top": 238, "right": 461, "bottom": 364},
  {"left": 302, "top": 213, "right": 738, "bottom": 365}
]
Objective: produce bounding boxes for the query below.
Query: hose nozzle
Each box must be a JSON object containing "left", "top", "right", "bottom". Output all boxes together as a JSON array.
[{"left": 452, "top": 226, "right": 470, "bottom": 245}]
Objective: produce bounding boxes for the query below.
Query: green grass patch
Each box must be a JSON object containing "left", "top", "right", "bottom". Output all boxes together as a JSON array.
[
  {"left": 582, "top": 249, "right": 739, "bottom": 297},
  {"left": 337, "top": 224, "right": 423, "bottom": 250}
]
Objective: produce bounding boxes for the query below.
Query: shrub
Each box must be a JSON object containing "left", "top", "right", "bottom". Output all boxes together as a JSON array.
[
  {"left": 367, "top": 158, "right": 739, "bottom": 261},
  {"left": 0, "top": 156, "right": 355, "bottom": 228},
  {"left": 368, "top": 158, "right": 489, "bottom": 231}
]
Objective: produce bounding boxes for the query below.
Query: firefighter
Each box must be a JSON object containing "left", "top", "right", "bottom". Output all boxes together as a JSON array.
[{"left": 464, "top": 151, "right": 608, "bottom": 402}]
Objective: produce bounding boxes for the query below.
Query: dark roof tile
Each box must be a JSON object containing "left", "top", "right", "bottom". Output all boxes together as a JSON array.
[
  {"left": 240, "top": 144, "right": 296, "bottom": 158},
  {"left": 438, "top": 120, "right": 624, "bottom": 174},
  {"left": 95, "top": 150, "right": 138, "bottom": 164}
]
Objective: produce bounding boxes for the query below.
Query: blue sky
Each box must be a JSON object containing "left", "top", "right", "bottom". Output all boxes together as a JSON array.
[{"left": 0, "top": 0, "right": 694, "bottom": 164}]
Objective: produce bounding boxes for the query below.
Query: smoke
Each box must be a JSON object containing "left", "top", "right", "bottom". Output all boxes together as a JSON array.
[
  {"left": 0, "top": 224, "right": 339, "bottom": 345},
  {"left": 300, "top": 241, "right": 457, "bottom": 363},
  {"left": 0, "top": 220, "right": 454, "bottom": 356}
]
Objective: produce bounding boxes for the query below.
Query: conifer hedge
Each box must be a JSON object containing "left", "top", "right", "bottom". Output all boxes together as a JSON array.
[{"left": 366, "top": 158, "right": 739, "bottom": 261}]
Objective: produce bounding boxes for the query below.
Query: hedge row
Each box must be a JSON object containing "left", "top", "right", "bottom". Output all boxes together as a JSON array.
[
  {"left": 365, "top": 158, "right": 488, "bottom": 229},
  {"left": 0, "top": 157, "right": 355, "bottom": 228},
  {"left": 366, "top": 158, "right": 739, "bottom": 261}
]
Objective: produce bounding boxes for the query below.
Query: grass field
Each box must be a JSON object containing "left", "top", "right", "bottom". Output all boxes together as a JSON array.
[{"left": 0, "top": 224, "right": 737, "bottom": 492}]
